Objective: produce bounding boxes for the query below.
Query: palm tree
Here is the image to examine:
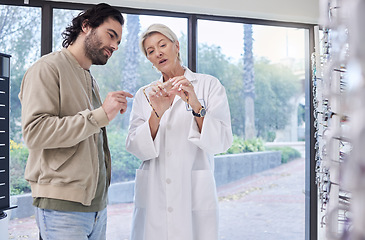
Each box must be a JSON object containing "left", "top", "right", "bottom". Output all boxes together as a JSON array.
[
  {"left": 243, "top": 24, "right": 256, "bottom": 139},
  {"left": 121, "top": 14, "right": 141, "bottom": 128}
]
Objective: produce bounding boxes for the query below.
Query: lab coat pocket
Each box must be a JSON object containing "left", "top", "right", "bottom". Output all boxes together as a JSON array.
[
  {"left": 45, "top": 145, "right": 79, "bottom": 171},
  {"left": 134, "top": 169, "right": 149, "bottom": 208},
  {"left": 191, "top": 170, "right": 218, "bottom": 210}
]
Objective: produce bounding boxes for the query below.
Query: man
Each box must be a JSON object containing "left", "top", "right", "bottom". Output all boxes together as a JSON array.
[{"left": 18, "top": 3, "right": 132, "bottom": 240}]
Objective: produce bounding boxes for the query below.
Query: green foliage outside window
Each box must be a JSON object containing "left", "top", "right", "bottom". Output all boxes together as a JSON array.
[
  {"left": 106, "top": 127, "right": 142, "bottom": 183},
  {"left": 197, "top": 45, "right": 301, "bottom": 140},
  {"left": 266, "top": 146, "right": 301, "bottom": 164},
  {"left": 10, "top": 140, "right": 30, "bottom": 195},
  {"left": 222, "top": 136, "right": 265, "bottom": 154},
  {"left": 219, "top": 136, "right": 301, "bottom": 164}
]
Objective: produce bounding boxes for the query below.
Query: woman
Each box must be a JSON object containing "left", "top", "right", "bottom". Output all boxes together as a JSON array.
[{"left": 126, "top": 23, "right": 233, "bottom": 240}]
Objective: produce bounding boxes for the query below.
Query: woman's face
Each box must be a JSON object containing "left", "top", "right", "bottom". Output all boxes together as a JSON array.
[{"left": 143, "top": 32, "right": 180, "bottom": 73}]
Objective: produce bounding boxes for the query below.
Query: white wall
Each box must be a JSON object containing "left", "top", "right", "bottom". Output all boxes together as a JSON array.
[{"left": 48, "top": 0, "right": 319, "bottom": 24}]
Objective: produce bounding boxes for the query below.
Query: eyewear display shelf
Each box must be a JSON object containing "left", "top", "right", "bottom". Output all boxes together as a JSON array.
[
  {"left": 315, "top": 0, "right": 365, "bottom": 239},
  {"left": 0, "top": 53, "right": 17, "bottom": 220}
]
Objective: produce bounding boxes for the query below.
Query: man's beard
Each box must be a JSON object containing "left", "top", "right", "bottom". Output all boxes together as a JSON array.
[{"left": 84, "top": 29, "right": 110, "bottom": 65}]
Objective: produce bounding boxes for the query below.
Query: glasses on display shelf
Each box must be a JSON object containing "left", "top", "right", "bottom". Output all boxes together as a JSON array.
[
  {"left": 312, "top": 87, "right": 317, "bottom": 96},
  {"left": 313, "top": 98, "right": 319, "bottom": 109},
  {"left": 320, "top": 214, "right": 327, "bottom": 228},
  {"left": 323, "top": 98, "right": 329, "bottom": 106},
  {"left": 315, "top": 130, "right": 322, "bottom": 139},
  {"left": 323, "top": 110, "right": 335, "bottom": 122},
  {"left": 323, "top": 139, "right": 351, "bottom": 167},
  {"left": 315, "top": 160, "right": 323, "bottom": 175},
  {"left": 315, "top": 156, "right": 324, "bottom": 171},
  {"left": 339, "top": 151, "right": 349, "bottom": 162},
  {"left": 315, "top": 141, "right": 321, "bottom": 150},
  {"left": 326, "top": 204, "right": 352, "bottom": 240},
  {"left": 328, "top": 135, "right": 351, "bottom": 147},
  {"left": 320, "top": 145, "right": 328, "bottom": 163},
  {"left": 314, "top": 118, "right": 329, "bottom": 129},
  {"left": 316, "top": 128, "right": 329, "bottom": 140},
  {"left": 338, "top": 191, "right": 351, "bottom": 205},
  {"left": 320, "top": 110, "right": 349, "bottom": 124},
  {"left": 317, "top": 169, "right": 330, "bottom": 190},
  {"left": 320, "top": 193, "right": 329, "bottom": 212}
]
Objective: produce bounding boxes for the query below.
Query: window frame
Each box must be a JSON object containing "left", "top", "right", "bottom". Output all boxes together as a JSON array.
[{"left": 0, "top": 0, "right": 317, "bottom": 239}]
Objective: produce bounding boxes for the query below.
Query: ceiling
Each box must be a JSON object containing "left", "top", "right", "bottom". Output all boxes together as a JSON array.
[{"left": 47, "top": 0, "right": 319, "bottom": 24}]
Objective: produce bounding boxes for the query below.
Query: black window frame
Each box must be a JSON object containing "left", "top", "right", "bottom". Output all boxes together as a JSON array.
[{"left": 0, "top": 0, "right": 317, "bottom": 239}]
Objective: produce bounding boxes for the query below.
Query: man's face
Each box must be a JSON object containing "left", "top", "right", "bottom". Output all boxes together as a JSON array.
[{"left": 84, "top": 17, "right": 123, "bottom": 65}]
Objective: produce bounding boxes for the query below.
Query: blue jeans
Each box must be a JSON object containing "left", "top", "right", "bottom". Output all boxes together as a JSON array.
[{"left": 35, "top": 207, "right": 107, "bottom": 240}]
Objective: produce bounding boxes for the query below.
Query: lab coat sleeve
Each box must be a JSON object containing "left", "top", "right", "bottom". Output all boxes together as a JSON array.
[
  {"left": 125, "top": 89, "right": 161, "bottom": 161},
  {"left": 188, "top": 78, "right": 233, "bottom": 154}
]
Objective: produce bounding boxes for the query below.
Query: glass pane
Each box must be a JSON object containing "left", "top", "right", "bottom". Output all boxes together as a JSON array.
[
  {"left": 91, "top": 14, "right": 187, "bottom": 100},
  {"left": 197, "top": 19, "right": 306, "bottom": 239},
  {"left": 90, "top": 14, "right": 188, "bottom": 239},
  {"left": 0, "top": 4, "right": 41, "bottom": 196},
  {"left": 1, "top": 5, "right": 40, "bottom": 237},
  {"left": 90, "top": 14, "right": 187, "bottom": 183},
  {"left": 53, "top": 8, "right": 82, "bottom": 51},
  {"left": 8, "top": 11, "right": 188, "bottom": 239},
  {"left": 53, "top": 10, "right": 188, "bottom": 185}
]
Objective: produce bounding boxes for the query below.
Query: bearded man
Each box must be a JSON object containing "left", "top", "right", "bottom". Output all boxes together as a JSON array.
[{"left": 18, "top": 3, "right": 132, "bottom": 240}]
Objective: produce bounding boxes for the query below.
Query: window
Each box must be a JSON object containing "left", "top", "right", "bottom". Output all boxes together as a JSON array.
[
  {"left": 94, "top": 15, "right": 188, "bottom": 238},
  {"left": 53, "top": 10, "right": 188, "bottom": 185},
  {"left": 53, "top": 8, "right": 82, "bottom": 51},
  {"left": 2, "top": 2, "right": 315, "bottom": 239},
  {"left": 0, "top": 4, "right": 41, "bottom": 196},
  {"left": 90, "top": 14, "right": 188, "bottom": 185},
  {"left": 197, "top": 19, "right": 307, "bottom": 238}
]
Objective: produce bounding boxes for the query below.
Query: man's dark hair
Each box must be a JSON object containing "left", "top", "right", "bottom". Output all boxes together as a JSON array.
[{"left": 62, "top": 3, "right": 124, "bottom": 48}]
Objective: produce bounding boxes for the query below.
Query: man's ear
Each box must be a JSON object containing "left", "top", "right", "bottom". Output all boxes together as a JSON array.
[{"left": 81, "top": 20, "right": 91, "bottom": 33}]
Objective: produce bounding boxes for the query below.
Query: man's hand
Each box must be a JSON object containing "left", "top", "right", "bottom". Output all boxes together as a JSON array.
[{"left": 102, "top": 91, "right": 133, "bottom": 121}]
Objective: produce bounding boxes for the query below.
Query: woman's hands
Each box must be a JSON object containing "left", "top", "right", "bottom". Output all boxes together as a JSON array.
[
  {"left": 169, "top": 76, "right": 201, "bottom": 113},
  {"left": 147, "top": 81, "right": 175, "bottom": 139},
  {"left": 147, "top": 76, "right": 200, "bottom": 118},
  {"left": 147, "top": 76, "right": 204, "bottom": 137},
  {"left": 147, "top": 82, "right": 175, "bottom": 118}
]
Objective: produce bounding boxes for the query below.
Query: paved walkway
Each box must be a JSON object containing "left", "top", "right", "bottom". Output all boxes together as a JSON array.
[{"left": 8, "top": 158, "right": 305, "bottom": 240}]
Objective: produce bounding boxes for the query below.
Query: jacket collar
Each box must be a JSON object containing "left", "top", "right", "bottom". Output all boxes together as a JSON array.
[{"left": 61, "top": 48, "right": 85, "bottom": 70}]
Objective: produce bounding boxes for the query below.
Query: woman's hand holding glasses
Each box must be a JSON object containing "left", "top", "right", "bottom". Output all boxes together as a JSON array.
[
  {"left": 143, "top": 81, "right": 175, "bottom": 119},
  {"left": 143, "top": 76, "right": 198, "bottom": 119},
  {"left": 170, "top": 76, "right": 202, "bottom": 112}
]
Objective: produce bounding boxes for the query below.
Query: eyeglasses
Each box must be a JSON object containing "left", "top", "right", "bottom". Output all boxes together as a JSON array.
[
  {"left": 142, "top": 81, "right": 190, "bottom": 119},
  {"left": 142, "top": 84, "right": 162, "bottom": 119}
]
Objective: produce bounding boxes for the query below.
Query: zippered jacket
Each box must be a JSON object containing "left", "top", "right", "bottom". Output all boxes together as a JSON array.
[{"left": 19, "top": 48, "right": 111, "bottom": 206}]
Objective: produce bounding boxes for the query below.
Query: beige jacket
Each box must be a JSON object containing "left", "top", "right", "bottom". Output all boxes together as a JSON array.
[{"left": 19, "top": 48, "right": 111, "bottom": 206}]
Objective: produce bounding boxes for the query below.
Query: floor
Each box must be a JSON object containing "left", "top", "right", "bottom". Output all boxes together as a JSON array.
[{"left": 8, "top": 158, "right": 305, "bottom": 240}]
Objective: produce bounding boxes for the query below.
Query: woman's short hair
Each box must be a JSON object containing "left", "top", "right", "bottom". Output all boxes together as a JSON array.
[
  {"left": 139, "top": 24, "right": 181, "bottom": 63},
  {"left": 62, "top": 3, "right": 124, "bottom": 48}
]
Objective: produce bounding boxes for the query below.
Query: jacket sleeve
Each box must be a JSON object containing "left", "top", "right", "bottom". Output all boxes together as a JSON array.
[
  {"left": 125, "top": 89, "right": 161, "bottom": 161},
  {"left": 19, "top": 60, "right": 109, "bottom": 150},
  {"left": 188, "top": 77, "right": 233, "bottom": 154}
]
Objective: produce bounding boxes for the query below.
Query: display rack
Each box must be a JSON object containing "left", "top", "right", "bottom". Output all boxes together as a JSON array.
[
  {"left": 315, "top": 0, "right": 365, "bottom": 239},
  {"left": 0, "top": 53, "right": 17, "bottom": 218}
]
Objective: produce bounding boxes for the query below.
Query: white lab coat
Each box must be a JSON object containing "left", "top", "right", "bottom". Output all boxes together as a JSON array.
[{"left": 126, "top": 67, "right": 233, "bottom": 240}]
